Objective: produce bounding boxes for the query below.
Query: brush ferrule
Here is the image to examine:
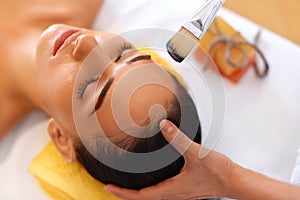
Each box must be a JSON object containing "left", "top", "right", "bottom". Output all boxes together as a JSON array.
[
  {"left": 182, "top": 22, "right": 204, "bottom": 39},
  {"left": 166, "top": 0, "right": 225, "bottom": 63},
  {"left": 183, "top": 0, "right": 224, "bottom": 39}
]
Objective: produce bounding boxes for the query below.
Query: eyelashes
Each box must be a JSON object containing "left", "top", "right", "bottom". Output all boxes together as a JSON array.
[
  {"left": 76, "top": 77, "right": 99, "bottom": 99},
  {"left": 115, "top": 42, "right": 133, "bottom": 62},
  {"left": 76, "top": 42, "right": 132, "bottom": 100}
]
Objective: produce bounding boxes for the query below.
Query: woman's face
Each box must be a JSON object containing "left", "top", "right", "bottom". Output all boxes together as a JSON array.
[{"left": 36, "top": 24, "right": 176, "bottom": 141}]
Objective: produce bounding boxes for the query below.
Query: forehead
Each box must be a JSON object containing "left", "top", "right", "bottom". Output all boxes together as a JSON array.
[{"left": 95, "top": 63, "right": 177, "bottom": 138}]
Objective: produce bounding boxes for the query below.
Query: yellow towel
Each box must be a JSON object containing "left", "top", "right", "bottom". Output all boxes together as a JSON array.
[
  {"left": 29, "top": 49, "right": 184, "bottom": 200},
  {"left": 29, "top": 142, "right": 120, "bottom": 200}
]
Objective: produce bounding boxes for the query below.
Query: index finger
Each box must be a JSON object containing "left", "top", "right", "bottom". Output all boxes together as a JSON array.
[{"left": 159, "top": 119, "right": 203, "bottom": 162}]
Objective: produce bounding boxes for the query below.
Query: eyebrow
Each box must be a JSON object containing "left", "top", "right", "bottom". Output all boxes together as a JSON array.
[
  {"left": 94, "top": 77, "right": 114, "bottom": 112},
  {"left": 126, "top": 54, "right": 151, "bottom": 64},
  {"left": 92, "top": 54, "right": 151, "bottom": 114}
]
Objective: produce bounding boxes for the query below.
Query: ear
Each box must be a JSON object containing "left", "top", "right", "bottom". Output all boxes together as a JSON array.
[{"left": 47, "top": 118, "right": 77, "bottom": 163}]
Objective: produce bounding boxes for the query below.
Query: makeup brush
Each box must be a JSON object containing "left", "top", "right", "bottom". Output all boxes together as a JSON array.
[{"left": 167, "top": 0, "right": 225, "bottom": 63}]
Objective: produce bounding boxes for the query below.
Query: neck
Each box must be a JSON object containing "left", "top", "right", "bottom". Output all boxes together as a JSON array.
[
  {"left": 1, "top": 25, "right": 50, "bottom": 112},
  {"left": 0, "top": 26, "right": 50, "bottom": 138},
  {"left": 0, "top": 0, "right": 103, "bottom": 137}
]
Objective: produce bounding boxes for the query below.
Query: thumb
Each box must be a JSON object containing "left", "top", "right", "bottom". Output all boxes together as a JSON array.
[{"left": 159, "top": 119, "right": 195, "bottom": 157}]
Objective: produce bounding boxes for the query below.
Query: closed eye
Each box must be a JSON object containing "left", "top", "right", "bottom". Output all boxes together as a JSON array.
[
  {"left": 76, "top": 77, "right": 99, "bottom": 99},
  {"left": 115, "top": 42, "right": 133, "bottom": 62}
]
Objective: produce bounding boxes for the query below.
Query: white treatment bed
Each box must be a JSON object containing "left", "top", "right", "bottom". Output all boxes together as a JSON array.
[{"left": 1, "top": 0, "right": 300, "bottom": 199}]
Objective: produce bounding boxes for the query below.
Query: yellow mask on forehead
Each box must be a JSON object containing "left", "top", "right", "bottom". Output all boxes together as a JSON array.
[{"left": 29, "top": 49, "right": 184, "bottom": 200}]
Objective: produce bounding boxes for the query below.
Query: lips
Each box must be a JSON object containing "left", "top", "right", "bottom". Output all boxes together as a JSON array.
[{"left": 53, "top": 29, "right": 80, "bottom": 56}]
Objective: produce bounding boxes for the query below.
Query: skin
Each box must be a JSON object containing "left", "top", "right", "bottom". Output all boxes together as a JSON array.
[
  {"left": 36, "top": 24, "right": 176, "bottom": 161},
  {"left": 105, "top": 120, "right": 300, "bottom": 200},
  {"left": 2, "top": 1, "right": 299, "bottom": 199},
  {"left": 0, "top": 0, "right": 176, "bottom": 163},
  {"left": 0, "top": 0, "right": 104, "bottom": 137}
]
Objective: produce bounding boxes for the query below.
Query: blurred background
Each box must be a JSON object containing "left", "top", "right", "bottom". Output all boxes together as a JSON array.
[
  {"left": 224, "top": 0, "right": 300, "bottom": 45},
  {"left": 1, "top": 1, "right": 299, "bottom": 199}
]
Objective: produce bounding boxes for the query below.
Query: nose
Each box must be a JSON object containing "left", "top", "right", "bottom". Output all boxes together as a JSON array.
[{"left": 72, "top": 34, "right": 99, "bottom": 61}]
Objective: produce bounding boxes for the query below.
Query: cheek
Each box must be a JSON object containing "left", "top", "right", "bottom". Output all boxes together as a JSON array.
[
  {"left": 38, "top": 63, "right": 78, "bottom": 117},
  {"left": 45, "top": 72, "right": 78, "bottom": 136}
]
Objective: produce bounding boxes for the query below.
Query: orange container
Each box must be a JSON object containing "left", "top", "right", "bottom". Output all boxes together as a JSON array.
[{"left": 195, "top": 17, "right": 256, "bottom": 83}]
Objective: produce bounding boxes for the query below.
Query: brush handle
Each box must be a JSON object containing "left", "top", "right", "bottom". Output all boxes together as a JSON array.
[{"left": 183, "top": 0, "right": 225, "bottom": 39}]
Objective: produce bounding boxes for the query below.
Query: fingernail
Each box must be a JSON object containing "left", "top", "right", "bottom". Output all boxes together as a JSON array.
[
  {"left": 104, "top": 185, "right": 113, "bottom": 193},
  {"left": 159, "top": 119, "right": 173, "bottom": 134}
]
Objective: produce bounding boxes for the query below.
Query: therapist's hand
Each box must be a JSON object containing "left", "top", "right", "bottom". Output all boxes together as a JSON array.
[{"left": 104, "top": 119, "right": 236, "bottom": 200}]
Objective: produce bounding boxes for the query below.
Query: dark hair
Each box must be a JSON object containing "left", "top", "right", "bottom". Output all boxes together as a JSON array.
[{"left": 74, "top": 74, "right": 202, "bottom": 190}]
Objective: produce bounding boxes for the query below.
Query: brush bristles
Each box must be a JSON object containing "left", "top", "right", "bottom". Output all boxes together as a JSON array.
[{"left": 167, "top": 27, "right": 198, "bottom": 63}]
